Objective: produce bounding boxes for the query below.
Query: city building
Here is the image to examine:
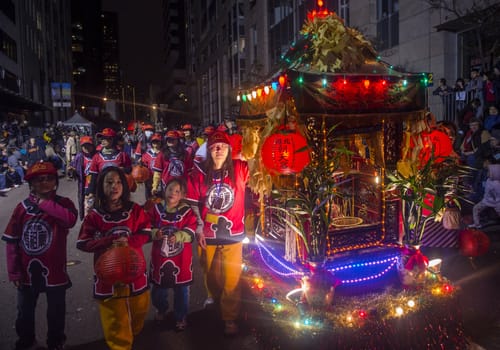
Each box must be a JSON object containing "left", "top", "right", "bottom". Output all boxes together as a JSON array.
[
  {"left": 186, "top": 0, "right": 500, "bottom": 125},
  {"left": 0, "top": 0, "right": 72, "bottom": 125}
]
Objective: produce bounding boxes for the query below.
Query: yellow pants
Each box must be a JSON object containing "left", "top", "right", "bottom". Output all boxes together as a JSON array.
[
  {"left": 205, "top": 242, "right": 242, "bottom": 321},
  {"left": 97, "top": 290, "right": 150, "bottom": 350}
]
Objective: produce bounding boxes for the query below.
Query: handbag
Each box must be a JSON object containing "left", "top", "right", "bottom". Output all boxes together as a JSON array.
[{"left": 442, "top": 207, "right": 461, "bottom": 230}]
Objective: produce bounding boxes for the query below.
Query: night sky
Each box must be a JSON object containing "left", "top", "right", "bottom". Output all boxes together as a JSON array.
[{"left": 102, "top": 0, "right": 165, "bottom": 97}]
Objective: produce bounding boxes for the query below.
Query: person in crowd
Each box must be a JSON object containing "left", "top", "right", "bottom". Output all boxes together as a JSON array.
[
  {"left": 8, "top": 146, "right": 26, "bottom": 181},
  {"left": 460, "top": 118, "right": 491, "bottom": 167},
  {"left": 26, "top": 137, "right": 46, "bottom": 167},
  {"left": 76, "top": 166, "right": 151, "bottom": 350},
  {"left": 466, "top": 68, "right": 484, "bottom": 119},
  {"left": 86, "top": 128, "right": 132, "bottom": 198},
  {"left": 186, "top": 131, "right": 249, "bottom": 335},
  {"left": 433, "top": 78, "right": 454, "bottom": 121},
  {"left": 140, "top": 132, "right": 162, "bottom": 200},
  {"left": 194, "top": 126, "right": 216, "bottom": 164},
  {"left": 65, "top": 131, "right": 78, "bottom": 180},
  {"left": 70, "top": 136, "right": 96, "bottom": 220},
  {"left": 458, "top": 98, "right": 481, "bottom": 136},
  {"left": 181, "top": 124, "right": 199, "bottom": 159},
  {"left": 2, "top": 161, "right": 77, "bottom": 350},
  {"left": 454, "top": 78, "right": 467, "bottom": 122},
  {"left": 483, "top": 104, "right": 500, "bottom": 132},
  {"left": 151, "top": 130, "right": 192, "bottom": 196},
  {"left": 468, "top": 164, "right": 500, "bottom": 229},
  {"left": 134, "top": 124, "right": 155, "bottom": 161},
  {"left": 483, "top": 71, "right": 496, "bottom": 109},
  {"left": 146, "top": 178, "right": 197, "bottom": 331}
]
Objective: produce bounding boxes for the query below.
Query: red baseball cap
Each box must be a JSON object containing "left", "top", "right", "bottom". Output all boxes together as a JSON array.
[
  {"left": 208, "top": 131, "right": 230, "bottom": 148},
  {"left": 165, "top": 130, "right": 180, "bottom": 139},
  {"left": 97, "top": 128, "right": 117, "bottom": 138},
  {"left": 25, "top": 161, "right": 58, "bottom": 181},
  {"left": 80, "top": 136, "right": 94, "bottom": 146},
  {"left": 151, "top": 133, "right": 162, "bottom": 142}
]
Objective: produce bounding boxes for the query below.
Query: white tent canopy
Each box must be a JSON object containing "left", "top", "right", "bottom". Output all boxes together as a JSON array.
[{"left": 62, "top": 112, "right": 95, "bottom": 135}]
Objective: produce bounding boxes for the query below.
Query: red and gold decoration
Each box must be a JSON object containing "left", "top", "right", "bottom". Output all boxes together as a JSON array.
[{"left": 94, "top": 241, "right": 146, "bottom": 285}]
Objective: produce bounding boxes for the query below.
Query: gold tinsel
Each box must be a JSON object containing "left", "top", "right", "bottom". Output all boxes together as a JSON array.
[{"left": 300, "top": 12, "right": 377, "bottom": 73}]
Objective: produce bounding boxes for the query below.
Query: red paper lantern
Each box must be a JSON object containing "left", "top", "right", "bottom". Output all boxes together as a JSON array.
[
  {"left": 458, "top": 229, "right": 490, "bottom": 257},
  {"left": 261, "top": 128, "right": 310, "bottom": 174},
  {"left": 124, "top": 173, "right": 137, "bottom": 192},
  {"left": 95, "top": 243, "right": 146, "bottom": 285},
  {"left": 131, "top": 165, "right": 150, "bottom": 183}
]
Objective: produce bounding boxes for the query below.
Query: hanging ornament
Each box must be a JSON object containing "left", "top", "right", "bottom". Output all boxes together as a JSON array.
[{"left": 261, "top": 126, "right": 310, "bottom": 175}]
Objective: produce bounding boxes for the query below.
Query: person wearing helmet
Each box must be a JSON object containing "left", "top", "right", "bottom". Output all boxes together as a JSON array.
[
  {"left": 2, "top": 161, "right": 78, "bottom": 350},
  {"left": 181, "top": 124, "right": 199, "bottom": 157},
  {"left": 134, "top": 124, "right": 155, "bottom": 161},
  {"left": 151, "top": 130, "right": 193, "bottom": 196},
  {"left": 193, "top": 125, "right": 215, "bottom": 164},
  {"left": 86, "top": 128, "right": 132, "bottom": 198},
  {"left": 70, "top": 136, "right": 96, "bottom": 220},
  {"left": 140, "top": 133, "right": 162, "bottom": 200}
]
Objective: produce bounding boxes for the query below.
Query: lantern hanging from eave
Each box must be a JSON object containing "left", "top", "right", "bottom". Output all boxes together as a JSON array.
[{"left": 261, "top": 126, "right": 310, "bottom": 175}]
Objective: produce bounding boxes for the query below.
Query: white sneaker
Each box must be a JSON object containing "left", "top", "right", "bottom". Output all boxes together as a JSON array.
[
  {"left": 0, "top": 187, "right": 11, "bottom": 193},
  {"left": 203, "top": 297, "right": 214, "bottom": 308}
]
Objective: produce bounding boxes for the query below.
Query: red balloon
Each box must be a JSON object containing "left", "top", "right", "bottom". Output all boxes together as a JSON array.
[
  {"left": 95, "top": 244, "right": 146, "bottom": 285},
  {"left": 261, "top": 128, "right": 310, "bottom": 175},
  {"left": 459, "top": 229, "right": 490, "bottom": 257}
]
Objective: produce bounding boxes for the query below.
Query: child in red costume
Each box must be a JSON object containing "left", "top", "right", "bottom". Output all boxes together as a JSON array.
[
  {"left": 77, "top": 166, "right": 151, "bottom": 350},
  {"left": 146, "top": 178, "right": 197, "bottom": 331},
  {"left": 2, "top": 161, "right": 77, "bottom": 350}
]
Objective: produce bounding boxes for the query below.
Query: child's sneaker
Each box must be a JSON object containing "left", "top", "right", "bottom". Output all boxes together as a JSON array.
[{"left": 175, "top": 318, "right": 187, "bottom": 331}]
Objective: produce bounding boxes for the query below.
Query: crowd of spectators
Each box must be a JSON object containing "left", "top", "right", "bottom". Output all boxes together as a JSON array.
[{"left": 432, "top": 64, "right": 500, "bottom": 224}]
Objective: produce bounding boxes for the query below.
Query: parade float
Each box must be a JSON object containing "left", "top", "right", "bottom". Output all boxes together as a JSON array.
[{"left": 236, "top": 3, "right": 472, "bottom": 349}]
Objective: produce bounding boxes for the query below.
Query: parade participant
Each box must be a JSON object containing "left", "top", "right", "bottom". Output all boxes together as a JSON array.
[
  {"left": 186, "top": 131, "right": 249, "bottom": 335},
  {"left": 193, "top": 125, "right": 215, "bottom": 164},
  {"left": 146, "top": 178, "right": 197, "bottom": 331},
  {"left": 181, "top": 124, "right": 199, "bottom": 157},
  {"left": 86, "top": 128, "right": 132, "bottom": 198},
  {"left": 134, "top": 124, "right": 155, "bottom": 161},
  {"left": 70, "top": 136, "right": 96, "bottom": 219},
  {"left": 65, "top": 131, "right": 77, "bottom": 180},
  {"left": 2, "top": 161, "right": 77, "bottom": 350},
  {"left": 140, "top": 132, "right": 162, "bottom": 200},
  {"left": 151, "top": 130, "right": 192, "bottom": 196},
  {"left": 76, "top": 166, "right": 151, "bottom": 350}
]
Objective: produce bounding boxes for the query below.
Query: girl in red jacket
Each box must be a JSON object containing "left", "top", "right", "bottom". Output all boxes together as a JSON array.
[{"left": 77, "top": 166, "right": 151, "bottom": 350}]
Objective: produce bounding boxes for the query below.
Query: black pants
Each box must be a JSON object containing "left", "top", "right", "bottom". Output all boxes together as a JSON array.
[{"left": 16, "top": 286, "right": 67, "bottom": 349}]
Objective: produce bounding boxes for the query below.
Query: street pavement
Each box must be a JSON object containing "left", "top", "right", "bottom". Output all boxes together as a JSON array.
[{"left": 0, "top": 178, "right": 499, "bottom": 349}]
